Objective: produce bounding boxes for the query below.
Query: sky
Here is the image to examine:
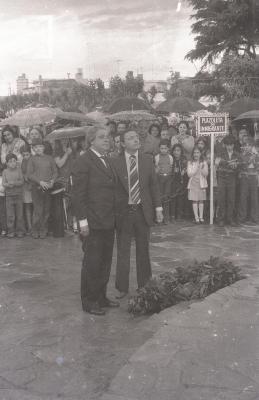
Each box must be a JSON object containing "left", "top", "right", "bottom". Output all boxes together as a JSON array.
[{"left": 0, "top": 0, "right": 199, "bottom": 96}]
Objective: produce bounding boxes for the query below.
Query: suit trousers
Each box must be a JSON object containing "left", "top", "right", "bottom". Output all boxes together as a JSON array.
[
  {"left": 238, "top": 175, "right": 258, "bottom": 222},
  {"left": 217, "top": 175, "right": 236, "bottom": 223},
  {"left": 81, "top": 228, "right": 115, "bottom": 304},
  {"left": 115, "top": 205, "right": 152, "bottom": 293}
]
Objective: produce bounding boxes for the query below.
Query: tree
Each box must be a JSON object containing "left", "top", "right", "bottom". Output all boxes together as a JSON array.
[
  {"left": 191, "top": 54, "right": 259, "bottom": 101},
  {"left": 165, "top": 70, "right": 197, "bottom": 99},
  {"left": 186, "top": 0, "right": 259, "bottom": 67},
  {"left": 109, "top": 72, "right": 144, "bottom": 99}
]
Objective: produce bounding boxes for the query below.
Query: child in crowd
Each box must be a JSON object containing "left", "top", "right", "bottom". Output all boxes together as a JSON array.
[
  {"left": 155, "top": 139, "right": 173, "bottom": 224},
  {"left": 0, "top": 164, "right": 7, "bottom": 236},
  {"left": 238, "top": 137, "right": 259, "bottom": 225},
  {"left": 216, "top": 135, "right": 241, "bottom": 227},
  {"left": 2, "top": 153, "right": 25, "bottom": 238},
  {"left": 21, "top": 144, "right": 33, "bottom": 235},
  {"left": 170, "top": 144, "right": 187, "bottom": 221},
  {"left": 27, "top": 138, "right": 58, "bottom": 239},
  {"left": 196, "top": 137, "right": 208, "bottom": 158},
  {"left": 187, "top": 146, "right": 208, "bottom": 224},
  {"left": 160, "top": 129, "right": 170, "bottom": 140}
]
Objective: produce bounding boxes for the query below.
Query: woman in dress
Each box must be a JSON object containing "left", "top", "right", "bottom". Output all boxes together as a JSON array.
[
  {"left": 1, "top": 125, "right": 26, "bottom": 165},
  {"left": 171, "top": 121, "right": 195, "bottom": 160},
  {"left": 187, "top": 146, "right": 208, "bottom": 224}
]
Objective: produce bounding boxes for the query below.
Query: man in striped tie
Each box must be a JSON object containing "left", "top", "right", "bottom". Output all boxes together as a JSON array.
[{"left": 110, "top": 130, "right": 163, "bottom": 299}]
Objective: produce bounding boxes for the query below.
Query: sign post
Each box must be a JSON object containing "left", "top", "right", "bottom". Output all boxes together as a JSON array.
[{"left": 196, "top": 113, "right": 228, "bottom": 225}]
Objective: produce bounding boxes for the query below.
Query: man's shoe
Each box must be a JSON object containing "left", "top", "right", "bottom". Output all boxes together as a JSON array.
[
  {"left": 99, "top": 298, "right": 120, "bottom": 308},
  {"left": 83, "top": 301, "right": 106, "bottom": 316},
  {"left": 7, "top": 232, "right": 15, "bottom": 238},
  {"left": 17, "top": 232, "right": 24, "bottom": 238},
  {"left": 115, "top": 291, "right": 128, "bottom": 299}
]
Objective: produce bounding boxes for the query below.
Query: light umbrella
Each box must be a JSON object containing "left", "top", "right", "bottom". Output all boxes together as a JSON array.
[
  {"left": 0, "top": 107, "right": 59, "bottom": 127},
  {"left": 85, "top": 110, "right": 108, "bottom": 125},
  {"left": 110, "top": 110, "right": 156, "bottom": 122},
  {"left": 156, "top": 97, "right": 206, "bottom": 114},
  {"left": 46, "top": 126, "right": 92, "bottom": 141},
  {"left": 220, "top": 97, "right": 259, "bottom": 118}
]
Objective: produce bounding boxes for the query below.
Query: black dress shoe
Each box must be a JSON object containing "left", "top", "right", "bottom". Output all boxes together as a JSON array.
[
  {"left": 99, "top": 298, "right": 120, "bottom": 308},
  {"left": 82, "top": 301, "right": 106, "bottom": 316}
]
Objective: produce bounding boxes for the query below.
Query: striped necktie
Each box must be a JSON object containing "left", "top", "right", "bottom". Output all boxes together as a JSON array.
[{"left": 129, "top": 155, "right": 140, "bottom": 204}]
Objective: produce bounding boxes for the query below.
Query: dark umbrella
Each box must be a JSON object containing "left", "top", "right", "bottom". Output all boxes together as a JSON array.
[
  {"left": 156, "top": 97, "right": 206, "bottom": 113},
  {"left": 233, "top": 110, "right": 259, "bottom": 121},
  {"left": 220, "top": 97, "right": 259, "bottom": 118},
  {"left": 105, "top": 97, "right": 152, "bottom": 113}
]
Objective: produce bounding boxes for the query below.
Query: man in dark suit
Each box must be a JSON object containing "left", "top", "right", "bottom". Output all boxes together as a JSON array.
[
  {"left": 111, "top": 130, "right": 163, "bottom": 299},
  {"left": 72, "top": 127, "right": 119, "bottom": 315}
]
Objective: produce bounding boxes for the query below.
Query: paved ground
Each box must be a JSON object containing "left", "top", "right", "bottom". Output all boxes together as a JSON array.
[{"left": 0, "top": 221, "right": 259, "bottom": 400}]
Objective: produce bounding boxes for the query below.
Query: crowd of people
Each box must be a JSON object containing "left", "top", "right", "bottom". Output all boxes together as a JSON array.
[{"left": 0, "top": 119, "right": 258, "bottom": 240}]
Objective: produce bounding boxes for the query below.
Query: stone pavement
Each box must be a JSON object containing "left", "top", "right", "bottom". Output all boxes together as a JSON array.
[
  {"left": 0, "top": 221, "right": 259, "bottom": 400},
  {"left": 102, "top": 276, "right": 259, "bottom": 400}
]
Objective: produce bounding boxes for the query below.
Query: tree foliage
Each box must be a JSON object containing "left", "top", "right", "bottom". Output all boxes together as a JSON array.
[
  {"left": 109, "top": 72, "right": 144, "bottom": 98},
  {"left": 192, "top": 54, "right": 259, "bottom": 101},
  {"left": 186, "top": 0, "right": 259, "bottom": 67}
]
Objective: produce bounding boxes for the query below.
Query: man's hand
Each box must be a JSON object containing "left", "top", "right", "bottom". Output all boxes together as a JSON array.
[
  {"left": 80, "top": 225, "right": 90, "bottom": 237},
  {"left": 40, "top": 181, "right": 49, "bottom": 190},
  {"left": 156, "top": 209, "right": 163, "bottom": 224}
]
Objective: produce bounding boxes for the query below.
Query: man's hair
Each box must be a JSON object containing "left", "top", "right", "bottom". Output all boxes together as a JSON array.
[
  {"left": 6, "top": 153, "right": 17, "bottom": 163},
  {"left": 159, "top": 139, "right": 170, "bottom": 148},
  {"left": 223, "top": 135, "right": 235, "bottom": 145},
  {"left": 87, "top": 126, "right": 109, "bottom": 146}
]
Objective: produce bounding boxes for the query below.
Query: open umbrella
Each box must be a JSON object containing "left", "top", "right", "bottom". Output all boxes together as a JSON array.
[
  {"left": 105, "top": 97, "right": 152, "bottom": 113},
  {"left": 233, "top": 110, "right": 259, "bottom": 121},
  {"left": 55, "top": 111, "right": 96, "bottom": 125},
  {"left": 220, "top": 97, "right": 259, "bottom": 118},
  {"left": 85, "top": 110, "right": 108, "bottom": 125},
  {"left": 0, "top": 107, "right": 59, "bottom": 127},
  {"left": 46, "top": 126, "right": 92, "bottom": 141},
  {"left": 156, "top": 97, "right": 206, "bottom": 114},
  {"left": 110, "top": 110, "right": 156, "bottom": 122}
]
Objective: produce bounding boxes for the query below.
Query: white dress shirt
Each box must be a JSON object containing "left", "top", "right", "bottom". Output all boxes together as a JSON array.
[
  {"left": 124, "top": 150, "right": 163, "bottom": 212},
  {"left": 125, "top": 150, "right": 140, "bottom": 204}
]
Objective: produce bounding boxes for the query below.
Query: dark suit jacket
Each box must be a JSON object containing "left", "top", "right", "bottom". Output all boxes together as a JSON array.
[
  {"left": 71, "top": 149, "right": 116, "bottom": 230},
  {"left": 110, "top": 152, "right": 161, "bottom": 228}
]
